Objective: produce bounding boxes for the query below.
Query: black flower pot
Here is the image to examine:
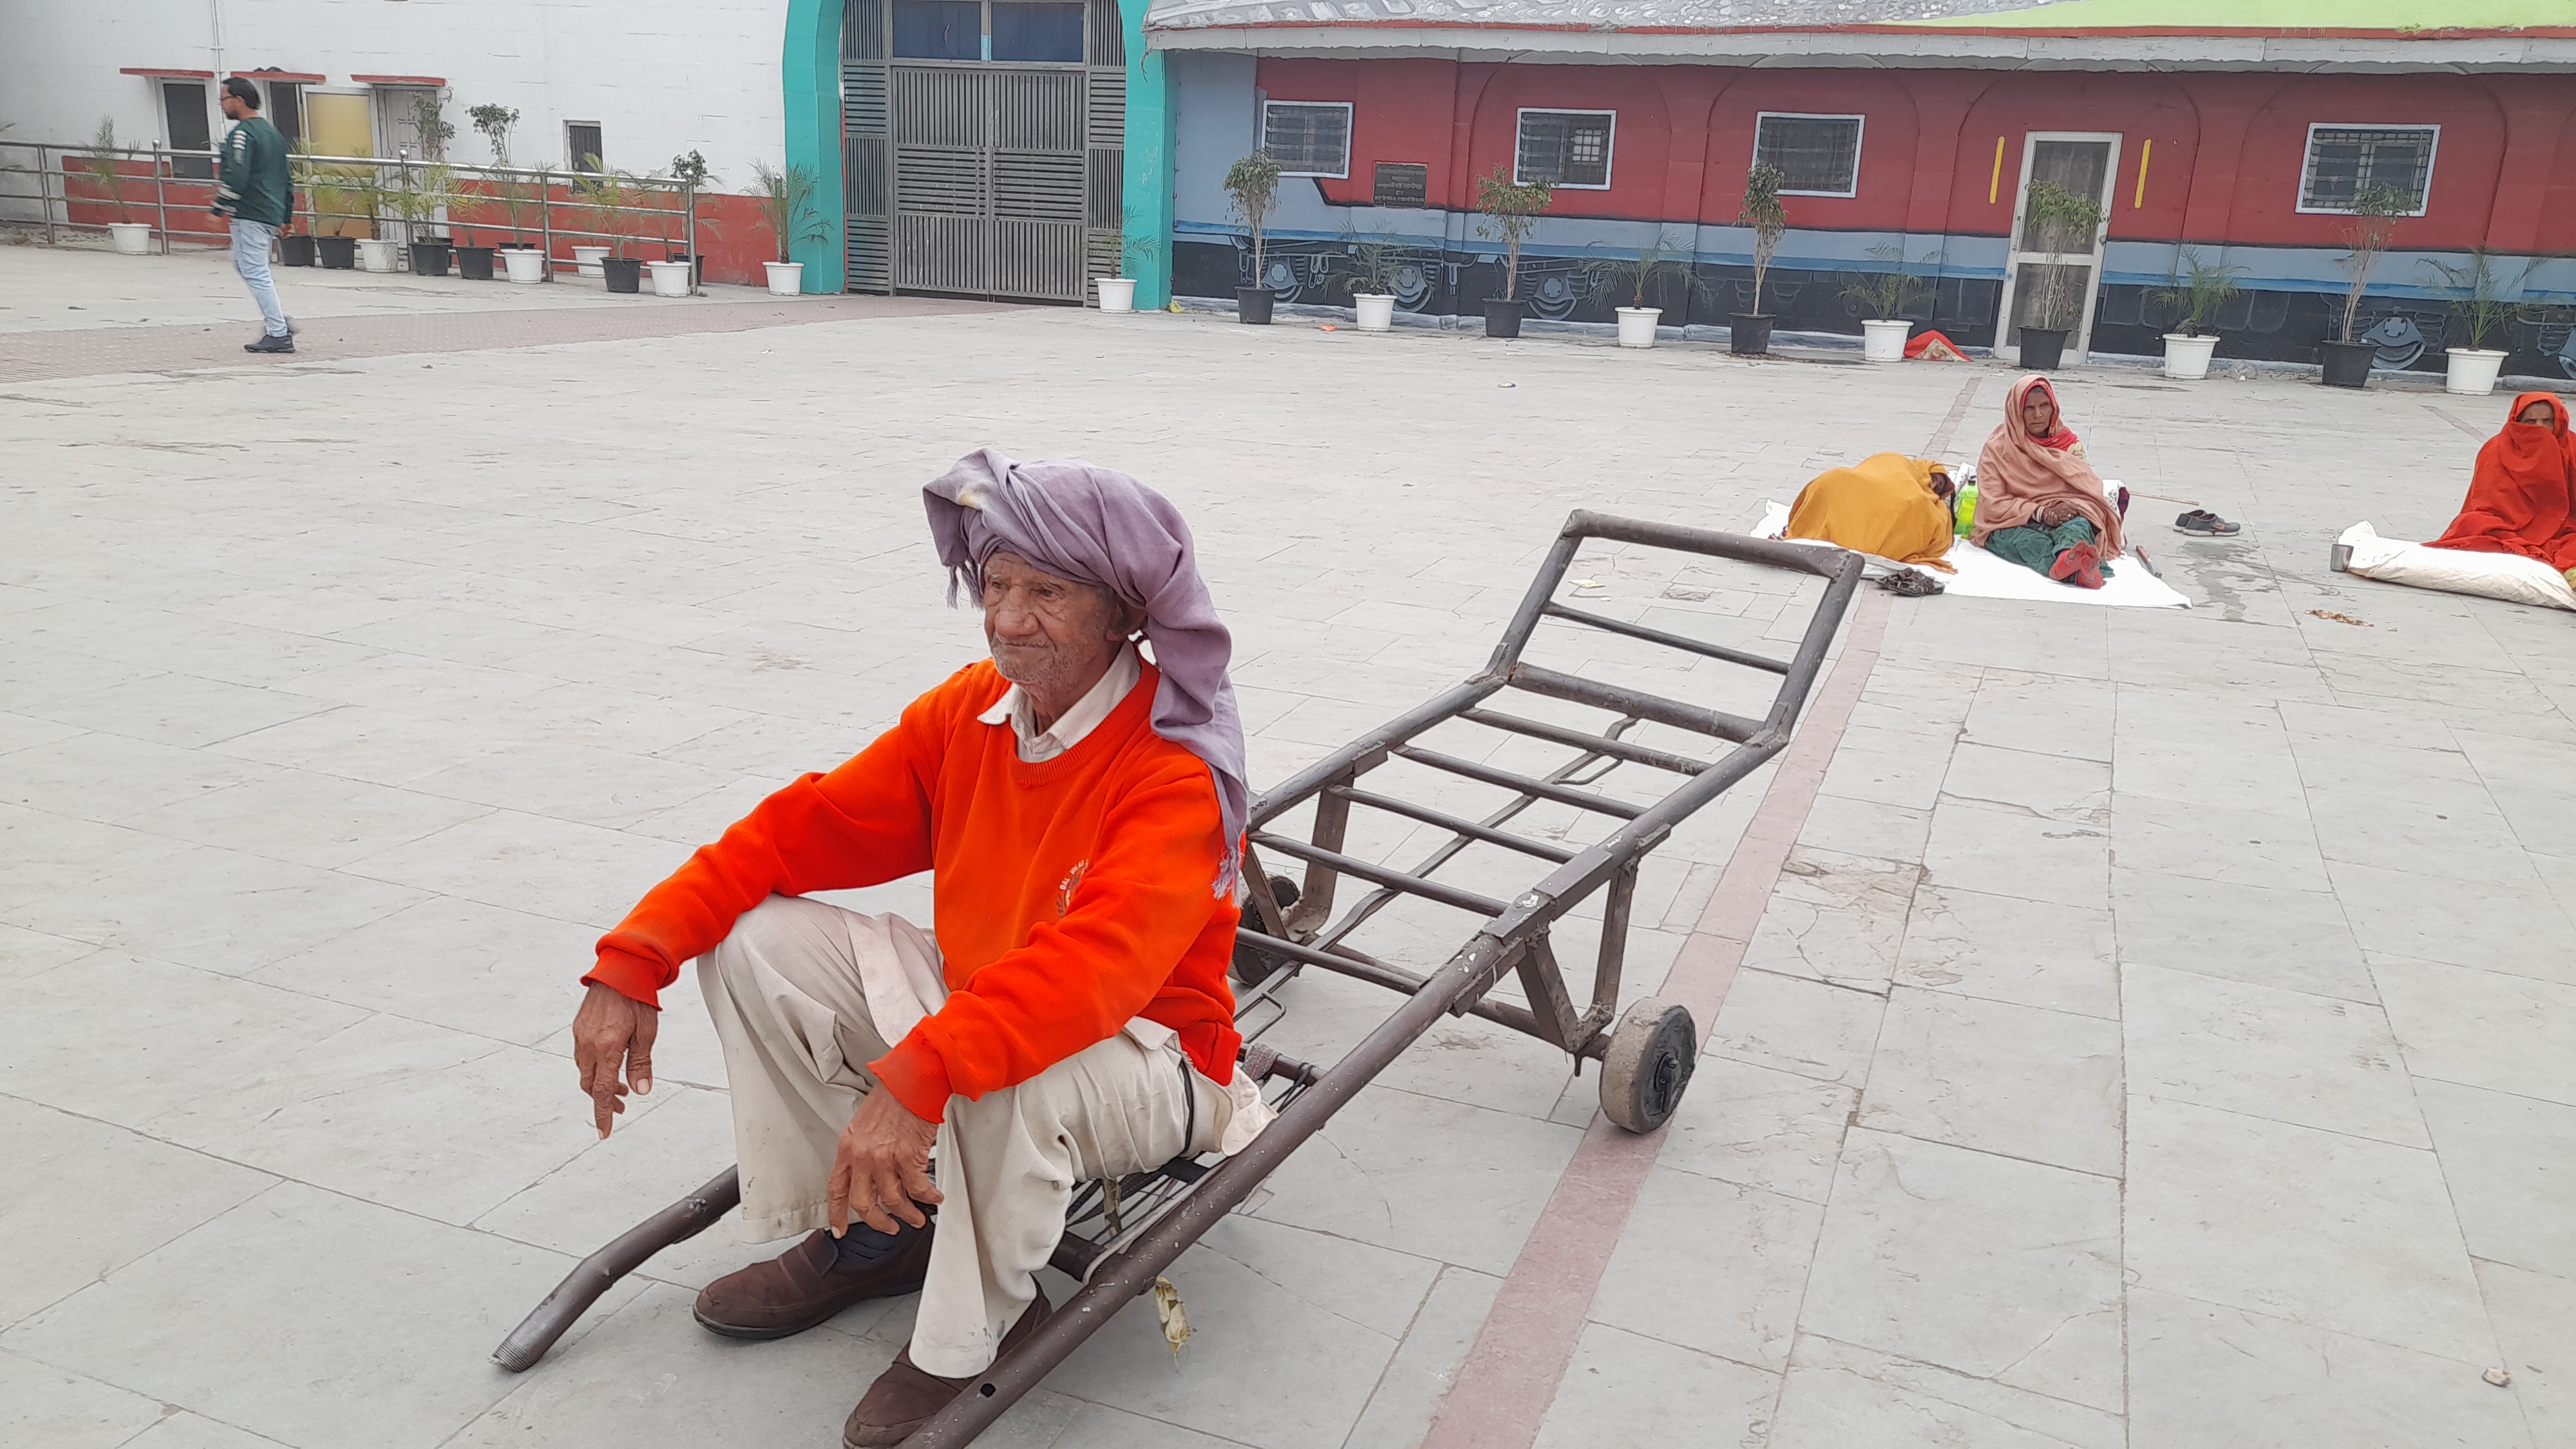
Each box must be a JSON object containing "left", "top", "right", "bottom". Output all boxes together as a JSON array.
[
  {"left": 315, "top": 235, "right": 357, "bottom": 269},
  {"left": 2319, "top": 338, "right": 2376, "bottom": 389},
  {"left": 408, "top": 242, "right": 453, "bottom": 277},
  {"left": 1729, "top": 312, "right": 1774, "bottom": 355},
  {"left": 1236, "top": 286, "right": 1274, "bottom": 325},
  {"left": 457, "top": 245, "right": 497, "bottom": 281},
  {"left": 603, "top": 256, "right": 644, "bottom": 294},
  {"left": 1484, "top": 298, "right": 1525, "bottom": 339},
  {"left": 279, "top": 234, "right": 316, "bottom": 267},
  {"left": 669, "top": 251, "right": 705, "bottom": 287},
  {"left": 2020, "top": 327, "right": 2071, "bottom": 370}
]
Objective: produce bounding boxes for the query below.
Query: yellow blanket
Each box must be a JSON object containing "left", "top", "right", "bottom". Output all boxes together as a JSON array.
[{"left": 1785, "top": 453, "right": 1957, "bottom": 573}]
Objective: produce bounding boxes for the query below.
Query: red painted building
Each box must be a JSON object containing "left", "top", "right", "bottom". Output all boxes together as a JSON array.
[{"left": 1144, "top": 0, "right": 2576, "bottom": 374}]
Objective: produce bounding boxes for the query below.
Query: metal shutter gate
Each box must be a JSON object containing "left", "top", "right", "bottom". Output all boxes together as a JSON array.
[{"left": 840, "top": 0, "right": 1124, "bottom": 303}]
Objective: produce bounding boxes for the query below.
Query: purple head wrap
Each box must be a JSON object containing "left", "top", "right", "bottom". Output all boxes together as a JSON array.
[{"left": 924, "top": 448, "right": 1248, "bottom": 897}]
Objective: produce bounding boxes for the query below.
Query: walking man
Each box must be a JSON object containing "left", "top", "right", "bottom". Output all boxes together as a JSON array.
[{"left": 213, "top": 77, "right": 294, "bottom": 354}]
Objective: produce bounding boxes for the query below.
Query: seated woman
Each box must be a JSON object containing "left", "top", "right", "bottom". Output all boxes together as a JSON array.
[
  {"left": 1970, "top": 375, "right": 2126, "bottom": 589},
  {"left": 2429, "top": 392, "right": 2576, "bottom": 580},
  {"left": 1784, "top": 453, "right": 1958, "bottom": 572}
]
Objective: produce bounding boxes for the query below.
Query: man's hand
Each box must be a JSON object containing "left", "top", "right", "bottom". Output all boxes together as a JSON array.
[
  {"left": 828, "top": 1089, "right": 943, "bottom": 1236},
  {"left": 573, "top": 981, "right": 658, "bottom": 1139}
]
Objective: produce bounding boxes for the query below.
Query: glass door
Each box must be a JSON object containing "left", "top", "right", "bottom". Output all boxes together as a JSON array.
[{"left": 1994, "top": 133, "right": 2121, "bottom": 365}]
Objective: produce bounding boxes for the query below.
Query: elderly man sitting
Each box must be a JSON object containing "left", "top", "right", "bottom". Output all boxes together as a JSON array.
[{"left": 570, "top": 450, "right": 1272, "bottom": 1446}]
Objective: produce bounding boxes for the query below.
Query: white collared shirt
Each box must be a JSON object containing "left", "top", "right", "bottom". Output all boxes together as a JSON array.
[{"left": 976, "top": 643, "right": 1141, "bottom": 762}]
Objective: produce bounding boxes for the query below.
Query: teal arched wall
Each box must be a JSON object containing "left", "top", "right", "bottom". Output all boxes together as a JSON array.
[
  {"left": 782, "top": 0, "right": 1169, "bottom": 300},
  {"left": 782, "top": 0, "right": 846, "bottom": 292}
]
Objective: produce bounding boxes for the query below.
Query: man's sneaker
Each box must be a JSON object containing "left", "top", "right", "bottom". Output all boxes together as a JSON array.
[
  {"left": 692, "top": 1220, "right": 935, "bottom": 1340},
  {"left": 244, "top": 334, "right": 295, "bottom": 354},
  {"left": 2174, "top": 509, "right": 2240, "bottom": 536}
]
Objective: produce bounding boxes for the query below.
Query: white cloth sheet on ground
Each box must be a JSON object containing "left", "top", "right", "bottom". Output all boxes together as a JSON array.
[
  {"left": 2338, "top": 521, "right": 2576, "bottom": 612},
  {"left": 1755, "top": 501, "right": 2190, "bottom": 609}
]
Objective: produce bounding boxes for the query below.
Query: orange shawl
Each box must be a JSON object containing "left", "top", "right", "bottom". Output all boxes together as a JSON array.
[
  {"left": 2429, "top": 393, "right": 2576, "bottom": 569},
  {"left": 1786, "top": 453, "right": 1958, "bottom": 572},
  {"left": 1971, "top": 375, "right": 2126, "bottom": 558}
]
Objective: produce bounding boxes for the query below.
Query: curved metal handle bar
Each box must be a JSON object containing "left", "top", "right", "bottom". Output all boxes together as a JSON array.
[{"left": 491, "top": 1166, "right": 742, "bottom": 1372}]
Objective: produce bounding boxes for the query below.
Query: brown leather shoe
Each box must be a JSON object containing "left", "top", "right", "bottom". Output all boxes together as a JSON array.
[
  {"left": 841, "top": 1290, "right": 1052, "bottom": 1448},
  {"left": 692, "top": 1223, "right": 934, "bottom": 1340}
]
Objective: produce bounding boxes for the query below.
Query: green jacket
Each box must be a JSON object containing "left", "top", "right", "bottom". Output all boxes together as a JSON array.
[{"left": 214, "top": 117, "right": 293, "bottom": 228}]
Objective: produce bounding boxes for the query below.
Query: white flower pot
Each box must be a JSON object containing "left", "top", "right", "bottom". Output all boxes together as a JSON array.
[
  {"left": 1862, "top": 318, "right": 1912, "bottom": 362},
  {"left": 107, "top": 222, "right": 153, "bottom": 255},
  {"left": 356, "top": 238, "right": 402, "bottom": 272},
  {"left": 571, "top": 245, "right": 610, "bottom": 279},
  {"left": 1096, "top": 277, "right": 1137, "bottom": 312},
  {"left": 2161, "top": 332, "right": 2220, "bottom": 381},
  {"left": 1616, "top": 307, "right": 1661, "bottom": 348},
  {"left": 764, "top": 261, "right": 804, "bottom": 296},
  {"left": 1354, "top": 292, "right": 1396, "bottom": 332},
  {"left": 500, "top": 247, "right": 546, "bottom": 284},
  {"left": 2445, "top": 346, "right": 2507, "bottom": 397},
  {"left": 647, "top": 260, "right": 693, "bottom": 298}
]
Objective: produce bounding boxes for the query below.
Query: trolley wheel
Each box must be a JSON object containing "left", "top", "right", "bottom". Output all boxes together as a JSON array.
[{"left": 1598, "top": 997, "right": 1698, "bottom": 1134}]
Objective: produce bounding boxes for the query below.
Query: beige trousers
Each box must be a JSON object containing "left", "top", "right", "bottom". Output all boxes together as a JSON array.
[{"left": 699, "top": 894, "right": 1227, "bottom": 1376}]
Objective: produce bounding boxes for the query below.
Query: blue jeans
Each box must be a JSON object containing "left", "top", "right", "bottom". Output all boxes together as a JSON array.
[{"left": 230, "top": 219, "right": 288, "bottom": 337}]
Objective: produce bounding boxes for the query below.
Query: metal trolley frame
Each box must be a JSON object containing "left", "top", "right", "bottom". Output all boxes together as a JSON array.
[{"left": 493, "top": 511, "right": 1863, "bottom": 1444}]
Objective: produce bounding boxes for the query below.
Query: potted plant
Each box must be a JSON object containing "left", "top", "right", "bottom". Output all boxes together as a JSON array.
[
  {"left": 1097, "top": 231, "right": 1160, "bottom": 314},
  {"left": 1583, "top": 233, "right": 1691, "bottom": 348},
  {"left": 353, "top": 173, "right": 404, "bottom": 272},
  {"left": 280, "top": 140, "right": 320, "bottom": 267},
  {"left": 656, "top": 149, "right": 717, "bottom": 295},
  {"left": 1474, "top": 165, "right": 1553, "bottom": 339},
  {"left": 1839, "top": 243, "right": 1933, "bottom": 361},
  {"left": 2321, "top": 184, "right": 2412, "bottom": 388},
  {"left": 390, "top": 160, "right": 462, "bottom": 276},
  {"left": 2146, "top": 247, "right": 2246, "bottom": 381},
  {"left": 1224, "top": 151, "right": 1283, "bottom": 325},
  {"left": 751, "top": 160, "right": 825, "bottom": 295},
  {"left": 571, "top": 167, "right": 649, "bottom": 291},
  {"left": 1730, "top": 164, "right": 1788, "bottom": 355},
  {"left": 306, "top": 162, "right": 362, "bottom": 269},
  {"left": 78, "top": 120, "right": 150, "bottom": 254},
  {"left": 2424, "top": 249, "right": 2523, "bottom": 397},
  {"left": 456, "top": 104, "right": 520, "bottom": 279},
  {"left": 469, "top": 104, "right": 518, "bottom": 166},
  {"left": 1332, "top": 235, "right": 1409, "bottom": 332},
  {"left": 491, "top": 163, "right": 551, "bottom": 283},
  {"left": 2016, "top": 181, "right": 2106, "bottom": 369}
]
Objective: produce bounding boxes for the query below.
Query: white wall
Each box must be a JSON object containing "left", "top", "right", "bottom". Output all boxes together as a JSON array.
[{"left": 0, "top": 0, "right": 800, "bottom": 186}]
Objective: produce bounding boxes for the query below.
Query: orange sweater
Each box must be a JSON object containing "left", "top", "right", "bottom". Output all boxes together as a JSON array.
[{"left": 587, "top": 660, "right": 1242, "bottom": 1122}]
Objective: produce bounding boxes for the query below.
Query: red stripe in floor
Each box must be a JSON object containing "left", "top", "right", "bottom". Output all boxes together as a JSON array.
[{"left": 1417, "top": 585, "right": 1893, "bottom": 1449}]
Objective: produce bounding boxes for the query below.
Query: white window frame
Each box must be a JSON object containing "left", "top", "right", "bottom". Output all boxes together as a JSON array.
[
  {"left": 2294, "top": 122, "right": 2438, "bottom": 217},
  {"left": 566, "top": 120, "right": 605, "bottom": 173},
  {"left": 1753, "top": 111, "right": 1865, "bottom": 199},
  {"left": 1513, "top": 108, "right": 1616, "bottom": 191},
  {"left": 1261, "top": 100, "right": 1352, "bottom": 180}
]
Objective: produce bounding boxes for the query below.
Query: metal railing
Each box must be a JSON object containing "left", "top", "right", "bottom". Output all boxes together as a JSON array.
[{"left": 0, "top": 138, "right": 705, "bottom": 292}]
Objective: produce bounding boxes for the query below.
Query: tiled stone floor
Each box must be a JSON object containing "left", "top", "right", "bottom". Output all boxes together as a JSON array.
[{"left": 3, "top": 244, "right": 2573, "bottom": 1449}]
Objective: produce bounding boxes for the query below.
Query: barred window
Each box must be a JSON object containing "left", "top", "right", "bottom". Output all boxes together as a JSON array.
[
  {"left": 1264, "top": 101, "right": 1352, "bottom": 178},
  {"left": 1516, "top": 109, "right": 1615, "bottom": 189},
  {"left": 1754, "top": 113, "right": 1863, "bottom": 198},
  {"left": 2299, "top": 125, "right": 2436, "bottom": 214}
]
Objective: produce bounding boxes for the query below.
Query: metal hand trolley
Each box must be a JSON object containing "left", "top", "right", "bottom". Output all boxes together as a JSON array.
[{"left": 494, "top": 511, "right": 1862, "bottom": 1444}]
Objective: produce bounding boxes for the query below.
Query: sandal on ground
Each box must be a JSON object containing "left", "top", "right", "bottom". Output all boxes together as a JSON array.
[
  {"left": 1876, "top": 568, "right": 1945, "bottom": 598},
  {"left": 2173, "top": 509, "right": 2241, "bottom": 536}
]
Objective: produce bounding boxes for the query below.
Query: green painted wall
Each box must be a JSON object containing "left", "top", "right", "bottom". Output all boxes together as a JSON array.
[
  {"left": 782, "top": 0, "right": 846, "bottom": 292},
  {"left": 1121, "top": 0, "right": 1175, "bottom": 308}
]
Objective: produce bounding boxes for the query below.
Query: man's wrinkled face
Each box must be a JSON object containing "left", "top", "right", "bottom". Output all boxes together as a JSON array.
[{"left": 981, "top": 551, "right": 1125, "bottom": 696}]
